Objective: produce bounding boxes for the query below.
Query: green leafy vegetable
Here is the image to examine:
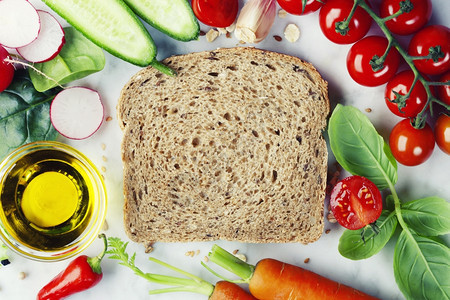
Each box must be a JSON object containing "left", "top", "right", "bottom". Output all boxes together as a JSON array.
[
  {"left": 328, "top": 104, "right": 450, "bottom": 300},
  {"left": 29, "top": 27, "right": 105, "bottom": 92},
  {"left": 338, "top": 210, "right": 398, "bottom": 260},
  {"left": 394, "top": 232, "right": 450, "bottom": 300},
  {"left": 401, "top": 197, "right": 450, "bottom": 236},
  {"left": 328, "top": 104, "right": 398, "bottom": 190},
  {"left": 0, "top": 70, "right": 60, "bottom": 159}
]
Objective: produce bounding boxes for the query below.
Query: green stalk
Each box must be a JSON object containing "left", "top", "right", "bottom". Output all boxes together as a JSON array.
[
  {"left": 106, "top": 237, "right": 214, "bottom": 296},
  {"left": 207, "top": 245, "right": 255, "bottom": 283}
]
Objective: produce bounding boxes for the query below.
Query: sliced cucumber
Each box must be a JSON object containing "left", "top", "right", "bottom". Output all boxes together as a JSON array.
[
  {"left": 42, "top": 0, "right": 156, "bottom": 67},
  {"left": 123, "top": 0, "right": 199, "bottom": 41}
]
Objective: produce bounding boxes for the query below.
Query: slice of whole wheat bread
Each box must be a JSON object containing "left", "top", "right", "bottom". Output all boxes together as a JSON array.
[{"left": 117, "top": 47, "right": 329, "bottom": 244}]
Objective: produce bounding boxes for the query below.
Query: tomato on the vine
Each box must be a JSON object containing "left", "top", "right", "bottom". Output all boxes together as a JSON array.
[
  {"left": 347, "top": 36, "right": 401, "bottom": 87},
  {"left": 408, "top": 25, "right": 450, "bottom": 75},
  {"left": 437, "top": 71, "right": 450, "bottom": 106},
  {"left": 0, "top": 45, "right": 14, "bottom": 93},
  {"left": 385, "top": 70, "right": 428, "bottom": 118},
  {"left": 389, "top": 119, "right": 435, "bottom": 166},
  {"left": 319, "top": 0, "right": 372, "bottom": 44},
  {"left": 191, "top": 0, "right": 238, "bottom": 28},
  {"left": 434, "top": 114, "right": 450, "bottom": 155},
  {"left": 330, "top": 175, "right": 382, "bottom": 230},
  {"left": 380, "top": 0, "right": 432, "bottom": 36},
  {"left": 277, "top": 0, "right": 324, "bottom": 15}
]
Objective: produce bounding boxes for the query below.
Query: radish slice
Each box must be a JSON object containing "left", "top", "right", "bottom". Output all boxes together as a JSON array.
[
  {"left": 0, "top": 0, "right": 40, "bottom": 48},
  {"left": 50, "top": 87, "right": 104, "bottom": 140},
  {"left": 17, "top": 10, "right": 65, "bottom": 63}
]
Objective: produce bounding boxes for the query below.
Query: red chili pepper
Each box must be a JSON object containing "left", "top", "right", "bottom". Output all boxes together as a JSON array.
[{"left": 37, "top": 234, "right": 107, "bottom": 300}]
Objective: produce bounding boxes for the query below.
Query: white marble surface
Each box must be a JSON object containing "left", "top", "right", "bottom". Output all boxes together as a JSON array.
[{"left": 1, "top": 1, "right": 449, "bottom": 299}]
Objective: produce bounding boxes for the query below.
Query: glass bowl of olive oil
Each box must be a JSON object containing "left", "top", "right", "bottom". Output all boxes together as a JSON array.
[{"left": 0, "top": 141, "right": 107, "bottom": 261}]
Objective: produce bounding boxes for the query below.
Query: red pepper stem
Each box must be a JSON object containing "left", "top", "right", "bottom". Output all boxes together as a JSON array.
[{"left": 87, "top": 234, "right": 107, "bottom": 274}]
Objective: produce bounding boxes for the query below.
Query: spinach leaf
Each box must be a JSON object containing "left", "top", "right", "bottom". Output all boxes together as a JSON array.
[
  {"left": 394, "top": 231, "right": 450, "bottom": 300},
  {"left": 29, "top": 27, "right": 105, "bottom": 92},
  {"left": 401, "top": 197, "right": 450, "bottom": 236},
  {"left": 0, "top": 71, "right": 60, "bottom": 159},
  {"left": 328, "top": 104, "right": 398, "bottom": 190},
  {"left": 338, "top": 210, "right": 398, "bottom": 260}
]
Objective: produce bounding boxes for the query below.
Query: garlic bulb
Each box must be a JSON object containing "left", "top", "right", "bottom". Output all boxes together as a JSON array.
[{"left": 235, "top": 0, "right": 276, "bottom": 44}]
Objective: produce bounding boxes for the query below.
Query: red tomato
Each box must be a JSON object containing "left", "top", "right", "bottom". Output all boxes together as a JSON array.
[
  {"left": 277, "top": 0, "right": 324, "bottom": 15},
  {"left": 0, "top": 45, "right": 14, "bottom": 92},
  {"left": 347, "top": 36, "right": 401, "bottom": 87},
  {"left": 437, "top": 71, "right": 450, "bottom": 106},
  {"left": 380, "top": 0, "right": 432, "bottom": 35},
  {"left": 434, "top": 114, "right": 450, "bottom": 155},
  {"left": 192, "top": 0, "right": 238, "bottom": 28},
  {"left": 408, "top": 25, "right": 450, "bottom": 75},
  {"left": 319, "top": 0, "right": 372, "bottom": 44},
  {"left": 330, "top": 175, "right": 382, "bottom": 230},
  {"left": 389, "top": 119, "right": 435, "bottom": 166},
  {"left": 385, "top": 70, "right": 428, "bottom": 118}
]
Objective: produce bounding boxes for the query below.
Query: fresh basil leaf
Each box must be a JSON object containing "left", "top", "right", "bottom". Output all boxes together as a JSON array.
[
  {"left": 385, "top": 194, "right": 396, "bottom": 211},
  {"left": 29, "top": 27, "right": 105, "bottom": 92},
  {"left": 401, "top": 197, "right": 450, "bottom": 236},
  {"left": 328, "top": 104, "right": 398, "bottom": 190},
  {"left": 0, "top": 71, "right": 60, "bottom": 159},
  {"left": 338, "top": 210, "right": 398, "bottom": 260},
  {"left": 394, "top": 231, "right": 450, "bottom": 300}
]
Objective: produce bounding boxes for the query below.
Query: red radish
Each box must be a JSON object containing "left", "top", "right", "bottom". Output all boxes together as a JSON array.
[
  {"left": 50, "top": 87, "right": 104, "bottom": 140},
  {"left": 0, "top": 0, "right": 41, "bottom": 48},
  {"left": 17, "top": 10, "right": 65, "bottom": 63},
  {"left": 0, "top": 45, "right": 14, "bottom": 92}
]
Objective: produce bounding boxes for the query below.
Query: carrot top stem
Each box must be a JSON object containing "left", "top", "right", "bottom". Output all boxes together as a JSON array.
[{"left": 208, "top": 245, "right": 255, "bottom": 283}]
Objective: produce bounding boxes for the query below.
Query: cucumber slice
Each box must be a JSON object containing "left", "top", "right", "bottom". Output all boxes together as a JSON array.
[
  {"left": 42, "top": 0, "right": 156, "bottom": 67},
  {"left": 123, "top": 0, "right": 199, "bottom": 41}
]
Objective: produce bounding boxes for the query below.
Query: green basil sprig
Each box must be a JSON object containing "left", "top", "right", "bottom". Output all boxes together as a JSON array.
[
  {"left": 328, "top": 104, "right": 450, "bottom": 300},
  {"left": 29, "top": 27, "right": 105, "bottom": 92},
  {"left": 0, "top": 70, "right": 61, "bottom": 159}
]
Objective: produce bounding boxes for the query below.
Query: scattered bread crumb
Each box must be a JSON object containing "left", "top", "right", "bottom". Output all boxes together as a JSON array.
[
  {"left": 145, "top": 242, "right": 154, "bottom": 253},
  {"left": 18, "top": 272, "right": 26, "bottom": 280},
  {"left": 273, "top": 35, "right": 282, "bottom": 42},
  {"left": 365, "top": 108, "right": 372, "bottom": 113},
  {"left": 217, "top": 27, "right": 227, "bottom": 35},
  {"left": 235, "top": 253, "right": 247, "bottom": 262},
  {"left": 327, "top": 211, "right": 337, "bottom": 223},
  {"left": 199, "top": 30, "right": 206, "bottom": 36},
  {"left": 206, "top": 29, "right": 219, "bottom": 42},
  {"left": 232, "top": 249, "right": 239, "bottom": 255},
  {"left": 304, "top": 258, "right": 310, "bottom": 264},
  {"left": 278, "top": 9, "right": 288, "bottom": 18},
  {"left": 102, "top": 155, "right": 108, "bottom": 162},
  {"left": 101, "top": 166, "right": 106, "bottom": 172},
  {"left": 106, "top": 116, "right": 113, "bottom": 122},
  {"left": 203, "top": 256, "right": 209, "bottom": 263},
  {"left": 325, "top": 229, "right": 331, "bottom": 234},
  {"left": 102, "top": 219, "right": 109, "bottom": 231},
  {"left": 101, "top": 143, "right": 106, "bottom": 150},
  {"left": 284, "top": 24, "right": 300, "bottom": 42}
]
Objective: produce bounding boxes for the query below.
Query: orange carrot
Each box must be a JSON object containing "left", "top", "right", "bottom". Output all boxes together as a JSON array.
[
  {"left": 210, "top": 281, "right": 257, "bottom": 300},
  {"left": 208, "top": 245, "right": 379, "bottom": 300}
]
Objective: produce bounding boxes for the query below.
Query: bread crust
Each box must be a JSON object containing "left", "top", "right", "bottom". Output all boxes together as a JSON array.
[{"left": 118, "top": 47, "right": 329, "bottom": 244}]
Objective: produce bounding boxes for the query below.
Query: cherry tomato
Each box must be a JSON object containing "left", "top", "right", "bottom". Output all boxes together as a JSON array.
[
  {"left": 277, "top": 0, "right": 325, "bottom": 15},
  {"left": 389, "top": 119, "right": 435, "bottom": 166},
  {"left": 437, "top": 71, "right": 450, "bottom": 106},
  {"left": 330, "top": 175, "right": 382, "bottom": 230},
  {"left": 385, "top": 70, "right": 428, "bottom": 118},
  {"left": 408, "top": 25, "right": 450, "bottom": 75},
  {"left": 347, "top": 36, "right": 401, "bottom": 87},
  {"left": 380, "top": 0, "right": 432, "bottom": 35},
  {"left": 319, "top": 0, "right": 372, "bottom": 44},
  {"left": 0, "top": 45, "right": 14, "bottom": 93},
  {"left": 434, "top": 114, "right": 450, "bottom": 155},
  {"left": 192, "top": 0, "right": 238, "bottom": 28}
]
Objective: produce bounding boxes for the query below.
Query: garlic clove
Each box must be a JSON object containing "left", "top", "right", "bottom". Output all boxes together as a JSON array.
[{"left": 235, "top": 0, "right": 276, "bottom": 44}]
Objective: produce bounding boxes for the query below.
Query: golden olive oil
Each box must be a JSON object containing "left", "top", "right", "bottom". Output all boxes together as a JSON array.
[{"left": 0, "top": 149, "right": 94, "bottom": 251}]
